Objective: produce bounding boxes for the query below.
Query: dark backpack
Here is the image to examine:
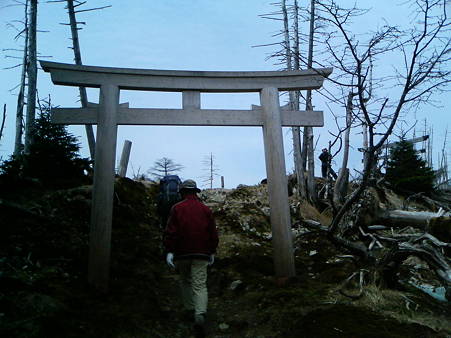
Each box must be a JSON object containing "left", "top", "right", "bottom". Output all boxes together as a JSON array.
[{"left": 157, "top": 175, "right": 182, "bottom": 218}]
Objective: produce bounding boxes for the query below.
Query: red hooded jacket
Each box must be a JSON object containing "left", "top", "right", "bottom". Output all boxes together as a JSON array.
[{"left": 163, "top": 194, "right": 218, "bottom": 258}]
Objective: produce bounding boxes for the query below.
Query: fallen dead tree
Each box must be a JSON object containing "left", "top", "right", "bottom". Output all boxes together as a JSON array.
[
  {"left": 299, "top": 217, "right": 451, "bottom": 300},
  {"left": 300, "top": 0, "right": 451, "bottom": 301},
  {"left": 404, "top": 191, "right": 451, "bottom": 212},
  {"left": 376, "top": 239, "right": 451, "bottom": 300},
  {"left": 376, "top": 209, "right": 449, "bottom": 229}
]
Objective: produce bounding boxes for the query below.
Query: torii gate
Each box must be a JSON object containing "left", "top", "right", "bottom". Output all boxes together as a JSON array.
[{"left": 40, "top": 61, "right": 332, "bottom": 291}]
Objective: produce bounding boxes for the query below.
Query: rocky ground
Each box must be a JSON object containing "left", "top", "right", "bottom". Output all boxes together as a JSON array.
[{"left": 0, "top": 178, "right": 450, "bottom": 337}]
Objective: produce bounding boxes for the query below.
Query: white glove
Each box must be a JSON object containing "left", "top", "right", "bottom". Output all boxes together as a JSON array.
[
  {"left": 208, "top": 254, "right": 215, "bottom": 266},
  {"left": 166, "top": 252, "right": 175, "bottom": 268}
]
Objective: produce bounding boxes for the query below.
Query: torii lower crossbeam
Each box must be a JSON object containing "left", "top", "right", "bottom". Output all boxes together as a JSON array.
[{"left": 40, "top": 61, "right": 332, "bottom": 291}]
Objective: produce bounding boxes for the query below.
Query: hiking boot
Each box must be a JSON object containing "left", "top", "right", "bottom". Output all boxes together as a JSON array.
[
  {"left": 182, "top": 310, "right": 194, "bottom": 322},
  {"left": 194, "top": 313, "right": 205, "bottom": 326},
  {"left": 194, "top": 314, "right": 206, "bottom": 338}
]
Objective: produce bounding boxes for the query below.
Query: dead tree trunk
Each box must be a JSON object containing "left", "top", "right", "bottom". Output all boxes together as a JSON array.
[
  {"left": 202, "top": 153, "right": 219, "bottom": 189},
  {"left": 282, "top": 0, "right": 305, "bottom": 198},
  {"left": 362, "top": 121, "right": 369, "bottom": 168},
  {"left": 24, "top": 0, "right": 37, "bottom": 154},
  {"left": 67, "top": 0, "right": 96, "bottom": 160},
  {"left": 14, "top": 0, "right": 29, "bottom": 156},
  {"left": 377, "top": 210, "right": 447, "bottom": 229},
  {"left": 305, "top": 0, "right": 451, "bottom": 286},
  {"left": 305, "top": 0, "right": 317, "bottom": 203},
  {"left": 207, "top": 153, "right": 214, "bottom": 189},
  {"left": 377, "top": 241, "right": 451, "bottom": 292},
  {"left": 333, "top": 92, "right": 354, "bottom": 205},
  {"left": 0, "top": 104, "right": 6, "bottom": 142},
  {"left": 292, "top": 0, "right": 306, "bottom": 198}
]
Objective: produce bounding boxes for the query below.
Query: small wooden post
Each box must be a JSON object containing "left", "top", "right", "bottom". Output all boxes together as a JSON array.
[
  {"left": 118, "top": 140, "right": 132, "bottom": 177},
  {"left": 260, "top": 87, "right": 295, "bottom": 277},
  {"left": 88, "top": 84, "right": 119, "bottom": 291}
]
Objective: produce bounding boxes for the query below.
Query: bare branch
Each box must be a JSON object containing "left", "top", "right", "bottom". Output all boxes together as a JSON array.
[
  {"left": 73, "top": 1, "right": 87, "bottom": 7},
  {"left": 3, "top": 64, "right": 23, "bottom": 70},
  {"left": 74, "top": 5, "right": 111, "bottom": 13},
  {"left": 0, "top": 104, "right": 6, "bottom": 141},
  {"left": 251, "top": 42, "right": 282, "bottom": 48}
]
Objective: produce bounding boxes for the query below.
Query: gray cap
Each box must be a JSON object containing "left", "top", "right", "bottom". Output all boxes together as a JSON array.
[{"left": 180, "top": 179, "right": 201, "bottom": 193}]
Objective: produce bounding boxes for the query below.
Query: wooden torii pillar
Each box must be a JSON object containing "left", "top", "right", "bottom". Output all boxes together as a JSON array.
[{"left": 40, "top": 61, "right": 332, "bottom": 291}]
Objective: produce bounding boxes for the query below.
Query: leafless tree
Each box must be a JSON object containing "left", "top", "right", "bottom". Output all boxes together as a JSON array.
[
  {"left": 10, "top": 0, "right": 29, "bottom": 155},
  {"left": 201, "top": 152, "right": 220, "bottom": 189},
  {"left": 48, "top": 0, "right": 111, "bottom": 160},
  {"left": 66, "top": 0, "right": 94, "bottom": 159},
  {"left": 280, "top": 0, "right": 307, "bottom": 198},
  {"left": 436, "top": 128, "right": 450, "bottom": 189},
  {"left": 23, "top": 0, "right": 37, "bottom": 154},
  {"left": 332, "top": 91, "right": 356, "bottom": 205},
  {"left": 256, "top": 0, "right": 313, "bottom": 198},
  {"left": 129, "top": 163, "right": 150, "bottom": 181},
  {"left": 0, "top": 105, "right": 7, "bottom": 142},
  {"left": 291, "top": 1, "right": 309, "bottom": 199},
  {"left": 294, "top": 2, "right": 451, "bottom": 295},
  {"left": 281, "top": 1, "right": 299, "bottom": 195},
  {"left": 295, "top": 0, "right": 450, "bottom": 268},
  {"left": 303, "top": 0, "right": 318, "bottom": 203},
  {"left": 148, "top": 157, "right": 184, "bottom": 179}
]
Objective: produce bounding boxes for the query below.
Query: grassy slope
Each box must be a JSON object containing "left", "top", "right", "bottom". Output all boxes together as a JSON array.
[{"left": 0, "top": 179, "right": 449, "bottom": 337}]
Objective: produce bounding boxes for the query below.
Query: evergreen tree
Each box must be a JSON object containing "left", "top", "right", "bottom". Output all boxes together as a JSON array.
[
  {"left": 385, "top": 139, "right": 435, "bottom": 194},
  {"left": 0, "top": 103, "right": 90, "bottom": 190}
]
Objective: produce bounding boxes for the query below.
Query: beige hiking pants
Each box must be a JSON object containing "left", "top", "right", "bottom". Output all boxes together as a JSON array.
[{"left": 175, "top": 259, "right": 209, "bottom": 315}]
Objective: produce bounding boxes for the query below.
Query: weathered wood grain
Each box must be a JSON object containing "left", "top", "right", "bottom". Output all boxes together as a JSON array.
[
  {"left": 260, "top": 87, "right": 296, "bottom": 277},
  {"left": 40, "top": 61, "right": 332, "bottom": 92},
  {"left": 88, "top": 84, "right": 119, "bottom": 291},
  {"left": 51, "top": 107, "right": 324, "bottom": 127}
]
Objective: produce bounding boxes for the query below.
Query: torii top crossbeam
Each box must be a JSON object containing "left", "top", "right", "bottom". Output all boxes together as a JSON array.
[
  {"left": 41, "top": 60, "right": 332, "bottom": 292},
  {"left": 41, "top": 61, "right": 332, "bottom": 92},
  {"left": 41, "top": 61, "right": 331, "bottom": 128}
]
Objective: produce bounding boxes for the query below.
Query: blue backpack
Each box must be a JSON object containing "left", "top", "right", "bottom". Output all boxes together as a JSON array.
[{"left": 157, "top": 175, "right": 182, "bottom": 220}]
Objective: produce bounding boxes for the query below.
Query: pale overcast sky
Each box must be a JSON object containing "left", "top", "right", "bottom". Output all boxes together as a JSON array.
[{"left": 1, "top": 1, "right": 449, "bottom": 188}]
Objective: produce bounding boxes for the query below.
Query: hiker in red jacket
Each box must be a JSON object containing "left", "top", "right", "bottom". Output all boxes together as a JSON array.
[{"left": 163, "top": 179, "right": 219, "bottom": 331}]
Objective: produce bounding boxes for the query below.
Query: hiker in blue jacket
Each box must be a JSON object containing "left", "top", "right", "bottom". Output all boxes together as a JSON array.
[{"left": 157, "top": 175, "right": 182, "bottom": 228}]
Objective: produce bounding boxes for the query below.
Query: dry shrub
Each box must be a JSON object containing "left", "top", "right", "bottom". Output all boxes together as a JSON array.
[
  {"left": 350, "top": 284, "right": 451, "bottom": 333},
  {"left": 298, "top": 199, "right": 332, "bottom": 225}
]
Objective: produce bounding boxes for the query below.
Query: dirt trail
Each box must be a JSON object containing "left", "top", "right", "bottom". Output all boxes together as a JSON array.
[{"left": 1, "top": 179, "right": 450, "bottom": 337}]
